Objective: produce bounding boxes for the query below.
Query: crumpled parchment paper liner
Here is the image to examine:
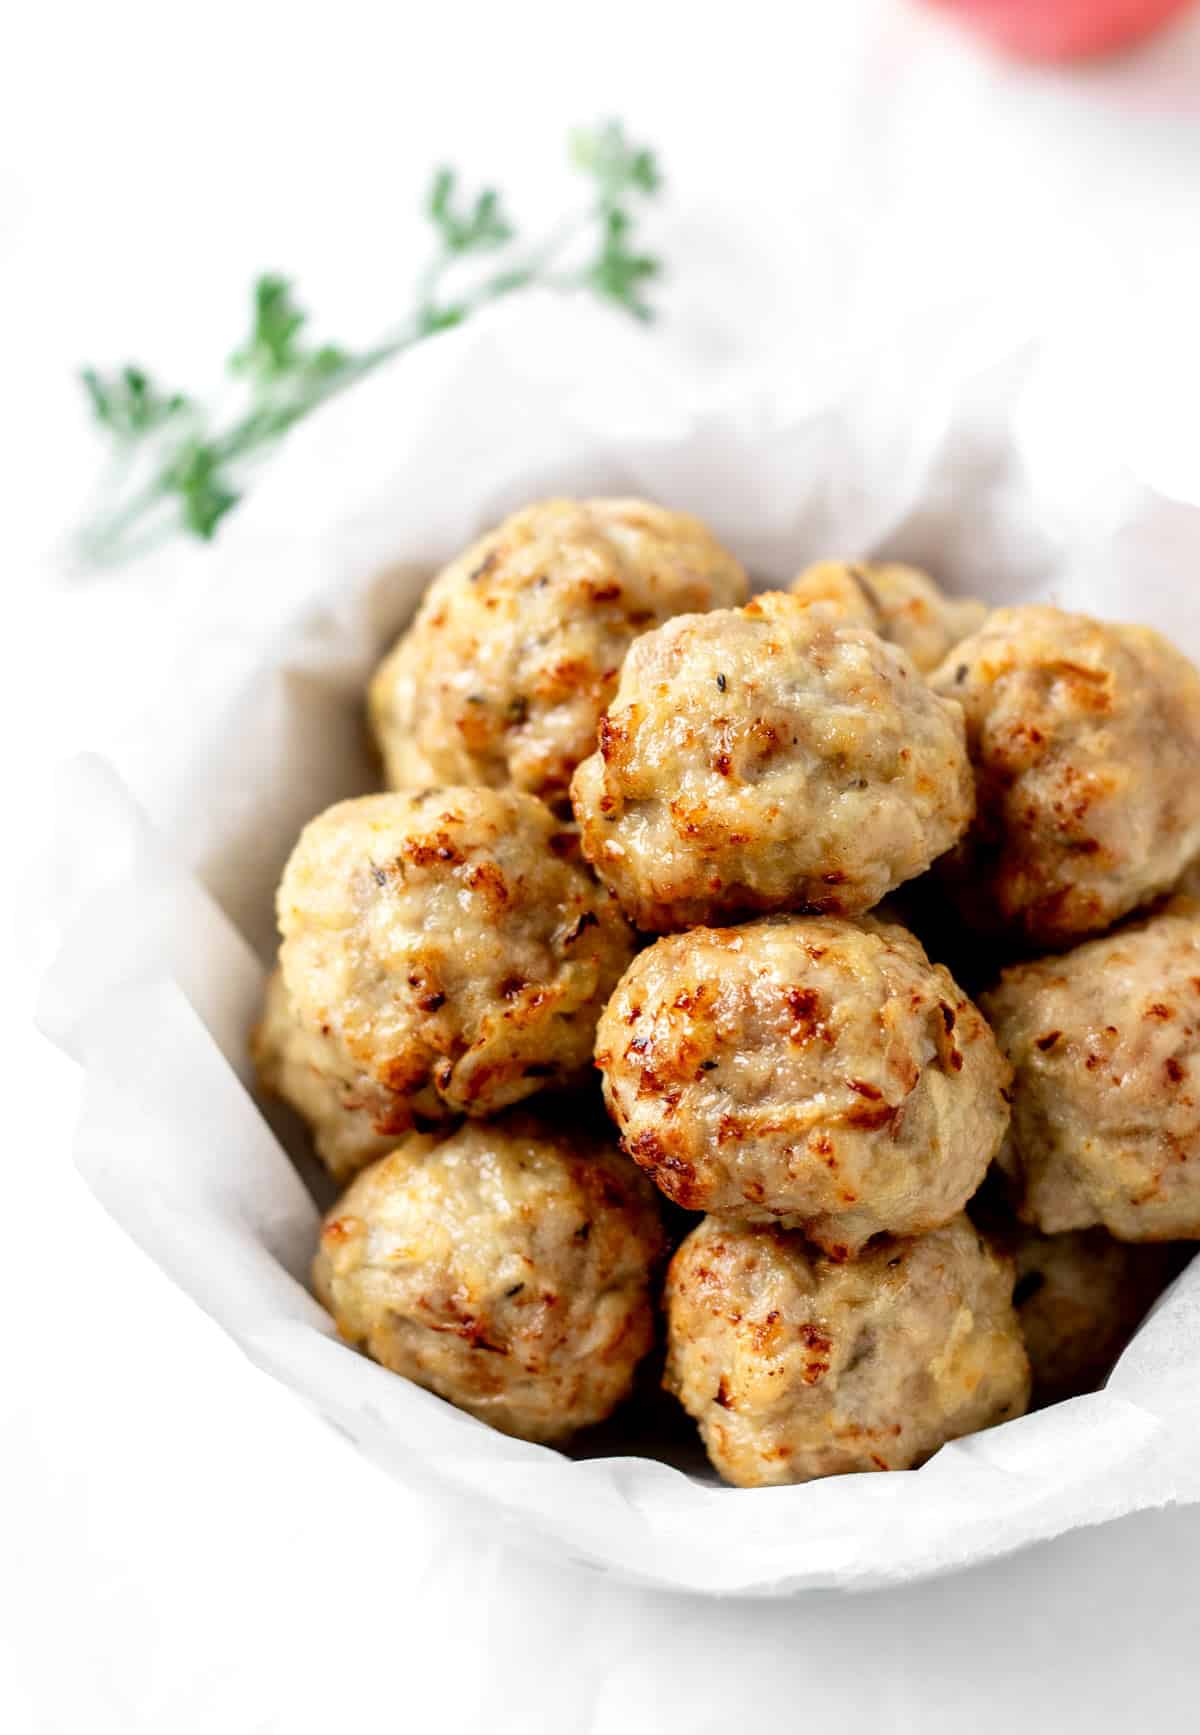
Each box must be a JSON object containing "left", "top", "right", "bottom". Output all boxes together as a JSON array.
[{"left": 40, "top": 292, "right": 1200, "bottom": 1593}]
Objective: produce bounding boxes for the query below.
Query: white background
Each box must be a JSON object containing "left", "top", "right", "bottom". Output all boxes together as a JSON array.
[{"left": 6, "top": 2, "right": 1200, "bottom": 1729}]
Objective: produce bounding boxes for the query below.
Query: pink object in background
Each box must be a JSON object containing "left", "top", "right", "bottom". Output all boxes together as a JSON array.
[{"left": 924, "top": 0, "right": 1196, "bottom": 60}]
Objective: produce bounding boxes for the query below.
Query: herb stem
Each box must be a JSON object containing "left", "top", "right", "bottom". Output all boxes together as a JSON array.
[{"left": 78, "top": 476, "right": 173, "bottom": 564}]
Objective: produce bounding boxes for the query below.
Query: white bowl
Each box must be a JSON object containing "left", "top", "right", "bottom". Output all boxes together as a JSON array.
[{"left": 40, "top": 295, "right": 1200, "bottom": 1594}]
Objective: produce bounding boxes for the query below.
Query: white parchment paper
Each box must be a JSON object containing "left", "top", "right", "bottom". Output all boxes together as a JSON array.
[{"left": 39, "top": 291, "right": 1200, "bottom": 1594}]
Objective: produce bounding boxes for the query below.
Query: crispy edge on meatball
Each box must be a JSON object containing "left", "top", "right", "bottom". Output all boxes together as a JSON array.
[
  {"left": 791, "top": 559, "right": 987, "bottom": 674},
  {"left": 664, "top": 1214, "right": 1029, "bottom": 1486},
  {"left": 595, "top": 914, "right": 1011, "bottom": 1255},
  {"left": 930, "top": 605, "right": 1200, "bottom": 946},
  {"left": 313, "top": 1114, "right": 666, "bottom": 1443},
  {"left": 275, "top": 787, "right": 635, "bottom": 1140},
  {"left": 368, "top": 498, "right": 747, "bottom": 808},
  {"left": 571, "top": 591, "right": 974, "bottom": 932},
  {"left": 981, "top": 899, "right": 1200, "bottom": 1241}
]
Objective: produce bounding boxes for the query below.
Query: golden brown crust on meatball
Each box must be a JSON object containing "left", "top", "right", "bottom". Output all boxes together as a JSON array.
[
  {"left": 369, "top": 499, "right": 747, "bottom": 809},
  {"left": 571, "top": 592, "right": 974, "bottom": 932},
  {"left": 276, "top": 788, "right": 635, "bottom": 1145},
  {"left": 982, "top": 902, "right": 1200, "bottom": 1240},
  {"left": 596, "top": 915, "right": 1010, "bottom": 1255},
  {"left": 1004, "top": 1223, "right": 1179, "bottom": 1405},
  {"left": 790, "top": 560, "right": 987, "bottom": 674},
  {"left": 313, "top": 1115, "right": 666, "bottom": 1443},
  {"left": 664, "top": 1214, "right": 1029, "bottom": 1486},
  {"left": 252, "top": 967, "right": 398, "bottom": 1182},
  {"left": 930, "top": 606, "right": 1200, "bottom": 946}
]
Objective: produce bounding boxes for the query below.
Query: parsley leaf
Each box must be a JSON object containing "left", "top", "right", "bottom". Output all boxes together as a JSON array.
[
  {"left": 584, "top": 208, "right": 660, "bottom": 320},
  {"left": 80, "top": 365, "right": 190, "bottom": 438},
  {"left": 427, "top": 168, "right": 515, "bottom": 254},
  {"left": 569, "top": 121, "right": 661, "bottom": 204},
  {"left": 164, "top": 439, "right": 241, "bottom": 540}
]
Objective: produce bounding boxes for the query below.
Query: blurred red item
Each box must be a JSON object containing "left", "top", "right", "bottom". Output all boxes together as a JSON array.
[{"left": 924, "top": 0, "right": 1195, "bottom": 60}]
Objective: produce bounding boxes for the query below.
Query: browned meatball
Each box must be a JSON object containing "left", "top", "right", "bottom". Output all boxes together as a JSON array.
[
  {"left": 665, "top": 1214, "right": 1029, "bottom": 1486},
  {"left": 369, "top": 498, "right": 747, "bottom": 809},
  {"left": 982, "top": 900, "right": 1200, "bottom": 1240},
  {"left": 571, "top": 591, "right": 974, "bottom": 932},
  {"left": 315, "top": 1115, "right": 665, "bottom": 1443},
  {"left": 930, "top": 606, "right": 1200, "bottom": 946},
  {"left": 595, "top": 915, "right": 1010, "bottom": 1256},
  {"left": 1005, "top": 1223, "right": 1181, "bottom": 1405},
  {"left": 252, "top": 967, "right": 397, "bottom": 1182},
  {"left": 271, "top": 788, "right": 634, "bottom": 1160},
  {"left": 790, "top": 559, "right": 986, "bottom": 673}
]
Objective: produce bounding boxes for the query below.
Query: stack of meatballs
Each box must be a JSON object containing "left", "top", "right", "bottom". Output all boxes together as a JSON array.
[{"left": 253, "top": 498, "right": 1200, "bottom": 1486}]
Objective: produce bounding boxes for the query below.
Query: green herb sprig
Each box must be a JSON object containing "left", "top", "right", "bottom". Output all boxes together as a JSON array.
[{"left": 77, "top": 120, "right": 662, "bottom": 565}]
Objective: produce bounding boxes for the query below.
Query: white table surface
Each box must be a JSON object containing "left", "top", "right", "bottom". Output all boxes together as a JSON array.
[{"left": 6, "top": 3, "right": 1200, "bottom": 1729}]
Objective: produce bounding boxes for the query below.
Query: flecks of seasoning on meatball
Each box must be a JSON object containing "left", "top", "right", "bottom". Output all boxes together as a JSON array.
[
  {"left": 1000, "top": 1221, "right": 1183, "bottom": 1406},
  {"left": 313, "top": 1114, "right": 666, "bottom": 1443},
  {"left": 982, "top": 899, "right": 1200, "bottom": 1241},
  {"left": 368, "top": 498, "right": 747, "bottom": 810},
  {"left": 596, "top": 913, "right": 1010, "bottom": 1254},
  {"left": 664, "top": 1214, "right": 1030, "bottom": 1486},
  {"left": 272, "top": 788, "right": 635, "bottom": 1160},
  {"left": 570, "top": 591, "right": 974, "bottom": 933},
  {"left": 790, "top": 559, "right": 987, "bottom": 674},
  {"left": 929, "top": 605, "right": 1200, "bottom": 947}
]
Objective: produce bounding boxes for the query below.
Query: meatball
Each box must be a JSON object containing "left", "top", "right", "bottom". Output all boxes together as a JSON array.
[
  {"left": 252, "top": 967, "right": 396, "bottom": 1181},
  {"left": 790, "top": 559, "right": 986, "bottom": 674},
  {"left": 596, "top": 915, "right": 1010, "bottom": 1255},
  {"left": 571, "top": 591, "right": 974, "bottom": 932},
  {"left": 275, "top": 788, "right": 634, "bottom": 1144},
  {"left": 313, "top": 1114, "right": 666, "bottom": 1442},
  {"left": 369, "top": 498, "right": 747, "bottom": 809},
  {"left": 664, "top": 1214, "right": 1029, "bottom": 1486},
  {"left": 1005, "top": 1224, "right": 1180, "bottom": 1405},
  {"left": 981, "top": 901, "right": 1200, "bottom": 1240},
  {"left": 929, "top": 605, "right": 1200, "bottom": 946}
]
